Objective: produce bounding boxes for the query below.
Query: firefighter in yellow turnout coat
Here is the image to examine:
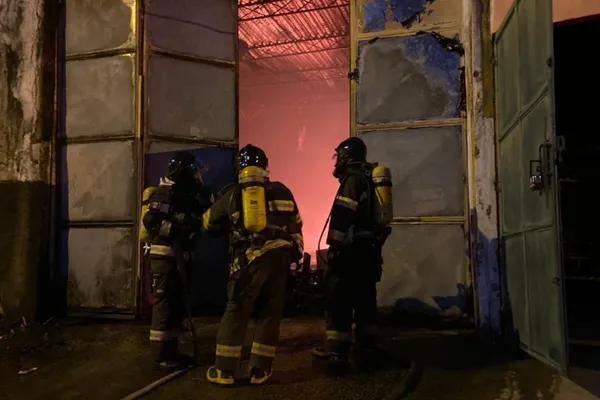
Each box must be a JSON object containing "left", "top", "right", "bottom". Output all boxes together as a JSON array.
[
  {"left": 140, "top": 152, "right": 212, "bottom": 371},
  {"left": 313, "top": 137, "right": 392, "bottom": 369},
  {"left": 204, "top": 144, "right": 303, "bottom": 386}
]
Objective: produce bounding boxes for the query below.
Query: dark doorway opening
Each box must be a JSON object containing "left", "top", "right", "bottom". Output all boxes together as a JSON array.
[{"left": 555, "top": 14, "right": 600, "bottom": 394}]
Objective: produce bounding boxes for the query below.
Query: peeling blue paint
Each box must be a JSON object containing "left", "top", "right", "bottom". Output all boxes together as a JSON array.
[
  {"left": 433, "top": 284, "right": 469, "bottom": 311},
  {"left": 390, "top": 0, "right": 431, "bottom": 26},
  {"left": 401, "top": 33, "right": 463, "bottom": 117},
  {"left": 470, "top": 210, "right": 502, "bottom": 337},
  {"left": 393, "top": 284, "right": 469, "bottom": 317},
  {"left": 356, "top": 31, "right": 463, "bottom": 121},
  {"left": 363, "top": 0, "right": 435, "bottom": 32},
  {"left": 476, "top": 234, "right": 502, "bottom": 335},
  {"left": 363, "top": 0, "right": 386, "bottom": 32}
]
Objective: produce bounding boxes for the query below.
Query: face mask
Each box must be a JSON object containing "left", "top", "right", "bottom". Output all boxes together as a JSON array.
[{"left": 333, "top": 152, "right": 346, "bottom": 179}]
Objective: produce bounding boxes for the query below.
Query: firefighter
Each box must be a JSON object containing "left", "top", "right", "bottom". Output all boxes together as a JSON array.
[
  {"left": 140, "top": 151, "right": 212, "bottom": 370},
  {"left": 313, "top": 137, "right": 392, "bottom": 369},
  {"left": 203, "top": 144, "right": 303, "bottom": 386}
]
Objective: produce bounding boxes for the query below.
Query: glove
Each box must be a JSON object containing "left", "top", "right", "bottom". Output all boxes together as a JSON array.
[{"left": 327, "top": 246, "right": 342, "bottom": 269}]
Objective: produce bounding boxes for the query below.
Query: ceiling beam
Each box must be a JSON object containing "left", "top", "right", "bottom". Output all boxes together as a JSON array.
[
  {"left": 244, "top": 30, "right": 348, "bottom": 49},
  {"left": 244, "top": 65, "right": 347, "bottom": 74},
  {"left": 246, "top": 44, "right": 349, "bottom": 60},
  {"left": 239, "top": 0, "right": 292, "bottom": 7},
  {"left": 239, "top": 2, "right": 349, "bottom": 22}
]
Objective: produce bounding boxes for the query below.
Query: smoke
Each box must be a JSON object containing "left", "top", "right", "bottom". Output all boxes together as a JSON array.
[{"left": 239, "top": 69, "right": 349, "bottom": 258}]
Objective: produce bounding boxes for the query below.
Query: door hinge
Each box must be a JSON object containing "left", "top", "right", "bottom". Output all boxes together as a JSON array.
[
  {"left": 348, "top": 68, "right": 359, "bottom": 82},
  {"left": 552, "top": 276, "right": 560, "bottom": 285},
  {"left": 546, "top": 57, "right": 553, "bottom": 67}
]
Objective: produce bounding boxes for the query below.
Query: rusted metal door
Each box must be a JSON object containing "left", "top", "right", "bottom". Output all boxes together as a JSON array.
[
  {"left": 62, "top": 0, "right": 238, "bottom": 315},
  {"left": 350, "top": 1, "right": 470, "bottom": 317},
  {"left": 495, "top": 0, "right": 567, "bottom": 369}
]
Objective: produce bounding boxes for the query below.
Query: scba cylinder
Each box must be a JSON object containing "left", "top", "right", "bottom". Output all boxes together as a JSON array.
[
  {"left": 372, "top": 165, "right": 393, "bottom": 226},
  {"left": 239, "top": 166, "right": 267, "bottom": 233}
]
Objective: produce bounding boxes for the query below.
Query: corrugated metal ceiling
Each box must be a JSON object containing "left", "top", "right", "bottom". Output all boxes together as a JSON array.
[{"left": 238, "top": 0, "right": 350, "bottom": 85}]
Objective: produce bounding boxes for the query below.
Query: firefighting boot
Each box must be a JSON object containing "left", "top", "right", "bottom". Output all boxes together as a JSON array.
[
  {"left": 249, "top": 367, "right": 272, "bottom": 385},
  {"left": 153, "top": 340, "right": 194, "bottom": 371},
  {"left": 206, "top": 366, "right": 235, "bottom": 386},
  {"left": 312, "top": 342, "right": 350, "bottom": 376}
]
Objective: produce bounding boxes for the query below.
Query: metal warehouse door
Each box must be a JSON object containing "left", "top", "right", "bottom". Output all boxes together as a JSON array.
[
  {"left": 495, "top": 0, "right": 566, "bottom": 369},
  {"left": 62, "top": 0, "right": 238, "bottom": 315},
  {"left": 62, "top": 0, "right": 140, "bottom": 315},
  {"left": 350, "top": 1, "right": 470, "bottom": 316}
]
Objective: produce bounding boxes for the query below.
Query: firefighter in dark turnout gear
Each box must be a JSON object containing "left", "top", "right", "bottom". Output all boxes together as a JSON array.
[
  {"left": 313, "top": 137, "right": 391, "bottom": 368},
  {"left": 204, "top": 144, "right": 303, "bottom": 386},
  {"left": 140, "top": 151, "right": 212, "bottom": 370}
]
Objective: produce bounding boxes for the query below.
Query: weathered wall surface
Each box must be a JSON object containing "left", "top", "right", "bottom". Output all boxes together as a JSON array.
[
  {"left": 0, "top": 0, "right": 56, "bottom": 324},
  {"left": 492, "top": 0, "right": 600, "bottom": 32},
  {"left": 464, "top": 0, "right": 503, "bottom": 336}
]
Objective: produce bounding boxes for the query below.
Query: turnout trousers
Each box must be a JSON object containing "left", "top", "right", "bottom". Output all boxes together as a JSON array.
[
  {"left": 325, "top": 241, "right": 381, "bottom": 356},
  {"left": 149, "top": 257, "right": 185, "bottom": 361},
  {"left": 215, "top": 248, "right": 292, "bottom": 373}
]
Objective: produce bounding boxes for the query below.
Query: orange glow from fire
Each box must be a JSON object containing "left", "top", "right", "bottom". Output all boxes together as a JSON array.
[{"left": 239, "top": 75, "right": 349, "bottom": 258}]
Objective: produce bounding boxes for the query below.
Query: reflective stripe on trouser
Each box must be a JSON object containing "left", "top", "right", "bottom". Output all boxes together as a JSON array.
[
  {"left": 216, "top": 344, "right": 242, "bottom": 358},
  {"left": 215, "top": 248, "right": 291, "bottom": 372},
  {"left": 150, "top": 258, "right": 184, "bottom": 343},
  {"left": 149, "top": 329, "right": 179, "bottom": 342}
]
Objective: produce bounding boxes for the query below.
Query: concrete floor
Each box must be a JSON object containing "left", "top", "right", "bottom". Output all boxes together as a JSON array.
[{"left": 0, "top": 317, "right": 598, "bottom": 400}]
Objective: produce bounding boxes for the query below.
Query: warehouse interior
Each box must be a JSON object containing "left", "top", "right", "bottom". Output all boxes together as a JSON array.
[{"left": 238, "top": 0, "right": 350, "bottom": 258}]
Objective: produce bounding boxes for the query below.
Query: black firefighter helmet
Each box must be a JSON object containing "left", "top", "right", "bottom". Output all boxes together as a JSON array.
[
  {"left": 238, "top": 144, "right": 268, "bottom": 170},
  {"left": 167, "top": 151, "right": 202, "bottom": 183},
  {"left": 333, "top": 137, "right": 367, "bottom": 177}
]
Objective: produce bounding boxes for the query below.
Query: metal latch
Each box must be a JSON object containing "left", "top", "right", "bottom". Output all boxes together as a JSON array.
[{"left": 529, "top": 140, "right": 553, "bottom": 191}]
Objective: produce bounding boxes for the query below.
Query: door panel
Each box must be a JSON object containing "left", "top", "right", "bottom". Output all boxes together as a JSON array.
[
  {"left": 521, "top": 95, "right": 554, "bottom": 229},
  {"left": 62, "top": 0, "right": 238, "bottom": 314},
  {"left": 63, "top": 0, "right": 139, "bottom": 313},
  {"left": 66, "top": 55, "right": 135, "bottom": 138},
  {"left": 139, "top": 0, "right": 238, "bottom": 315},
  {"left": 518, "top": 0, "right": 552, "bottom": 109},
  {"left": 66, "top": 0, "right": 135, "bottom": 56},
  {"left": 360, "top": 126, "right": 464, "bottom": 217},
  {"left": 351, "top": 0, "right": 467, "bottom": 315},
  {"left": 495, "top": 0, "right": 566, "bottom": 369},
  {"left": 66, "top": 227, "right": 135, "bottom": 309},
  {"left": 147, "top": 55, "right": 236, "bottom": 141},
  {"left": 146, "top": 0, "right": 236, "bottom": 61},
  {"left": 379, "top": 224, "right": 467, "bottom": 310},
  {"left": 499, "top": 124, "right": 523, "bottom": 235},
  {"left": 356, "top": 33, "right": 462, "bottom": 124},
  {"left": 495, "top": 8, "right": 520, "bottom": 136},
  {"left": 504, "top": 235, "right": 529, "bottom": 346},
  {"left": 525, "top": 228, "right": 563, "bottom": 364},
  {"left": 64, "top": 141, "right": 136, "bottom": 221}
]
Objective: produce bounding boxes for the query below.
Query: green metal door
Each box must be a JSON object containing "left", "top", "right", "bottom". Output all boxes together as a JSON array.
[{"left": 495, "top": 0, "right": 567, "bottom": 370}]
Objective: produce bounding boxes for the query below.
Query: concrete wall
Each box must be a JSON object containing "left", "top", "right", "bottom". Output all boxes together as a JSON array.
[
  {"left": 0, "top": 0, "right": 56, "bottom": 324},
  {"left": 492, "top": 0, "right": 600, "bottom": 32}
]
